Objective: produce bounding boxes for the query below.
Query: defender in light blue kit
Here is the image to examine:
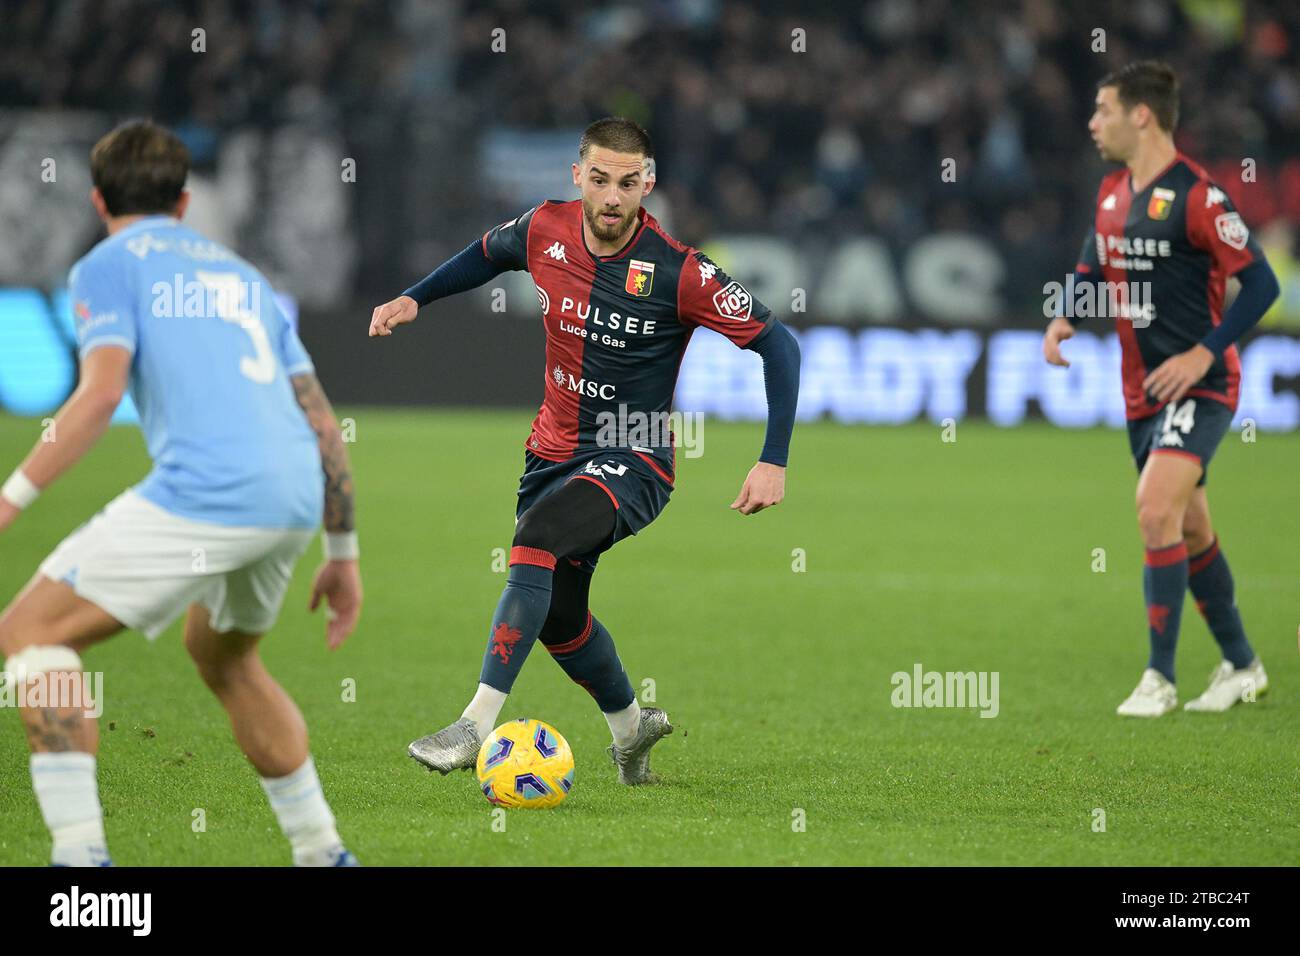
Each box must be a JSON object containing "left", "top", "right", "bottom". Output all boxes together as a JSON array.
[{"left": 0, "top": 121, "right": 365, "bottom": 868}]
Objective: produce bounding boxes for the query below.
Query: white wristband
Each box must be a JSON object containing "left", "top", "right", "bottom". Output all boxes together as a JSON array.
[
  {"left": 323, "top": 531, "right": 359, "bottom": 561},
  {"left": 1, "top": 470, "right": 40, "bottom": 510}
]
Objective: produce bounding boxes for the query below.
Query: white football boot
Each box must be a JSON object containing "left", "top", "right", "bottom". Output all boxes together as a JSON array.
[
  {"left": 408, "top": 717, "right": 481, "bottom": 773},
  {"left": 607, "top": 707, "right": 674, "bottom": 785},
  {"left": 1116, "top": 668, "right": 1177, "bottom": 717},
  {"left": 1184, "top": 658, "right": 1268, "bottom": 713}
]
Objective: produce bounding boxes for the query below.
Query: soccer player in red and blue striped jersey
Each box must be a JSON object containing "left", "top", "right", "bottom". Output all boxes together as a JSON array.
[
  {"left": 370, "top": 118, "right": 800, "bottom": 783},
  {"left": 1043, "top": 62, "right": 1278, "bottom": 716}
]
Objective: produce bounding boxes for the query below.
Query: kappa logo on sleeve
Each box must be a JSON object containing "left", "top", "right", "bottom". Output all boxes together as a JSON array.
[
  {"left": 697, "top": 258, "right": 717, "bottom": 286},
  {"left": 712, "top": 280, "right": 753, "bottom": 321},
  {"left": 1214, "top": 212, "right": 1249, "bottom": 250}
]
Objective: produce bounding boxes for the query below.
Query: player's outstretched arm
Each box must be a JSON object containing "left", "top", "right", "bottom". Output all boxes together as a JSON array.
[
  {"left": 290, "top": 371, "right": 363, "bottom": 649},
  {"left": 368, "top": 294, "right": 419, "bottom": 337},
  {"left": 732, "top": 321, "right": 801, "bottom": 516},
  {"left": 369, "top": 238, "right": 511, "bottom": 337},
  {"left": 0, "top": 346, "right": 130, "bottom": 534}
]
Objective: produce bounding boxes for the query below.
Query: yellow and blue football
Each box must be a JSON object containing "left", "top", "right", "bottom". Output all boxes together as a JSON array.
[{"left": 476, "top": 718, "right": 575, "bottom": 809}]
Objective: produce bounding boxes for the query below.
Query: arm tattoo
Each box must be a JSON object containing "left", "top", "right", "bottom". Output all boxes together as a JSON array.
[{"left": 291, "top": 372, "right": 355, "bottom": 534}]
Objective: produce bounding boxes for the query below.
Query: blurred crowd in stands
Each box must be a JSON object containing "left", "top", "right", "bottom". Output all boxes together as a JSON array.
[{"left": 3, "top": 0, "right": 1298, "bottom": 320}]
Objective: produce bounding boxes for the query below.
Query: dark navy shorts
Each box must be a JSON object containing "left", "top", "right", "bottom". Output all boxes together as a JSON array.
[
  {"left": 516, "top": 449, "right": 674, "bottom": 571},
  {"left": 1127, "top": 397, "right": 1234, "bottom": 487}
]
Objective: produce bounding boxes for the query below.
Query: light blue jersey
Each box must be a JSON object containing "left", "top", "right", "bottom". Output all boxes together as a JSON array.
[{"left": 69, "top": 216, "right": 323, "bottom": 529}]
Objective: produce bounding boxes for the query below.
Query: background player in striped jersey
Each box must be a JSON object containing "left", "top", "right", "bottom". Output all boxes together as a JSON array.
[
  {"left": 370, "top": 117, "right": 800, "bottom": 783},
  {"left": 0, "top": 121, "right": 364, "bottom": 865},
  {"left": 1042, "top": 62, "right": 1279, "bottom": 717}
]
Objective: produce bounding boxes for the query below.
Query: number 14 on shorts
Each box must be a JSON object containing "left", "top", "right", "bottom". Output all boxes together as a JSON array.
[{"left": 1159, "top": 399, "right": 1196, "bottom": 447}]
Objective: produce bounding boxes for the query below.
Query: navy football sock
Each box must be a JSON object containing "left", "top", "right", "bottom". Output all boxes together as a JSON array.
[
  {"left": 1188, "top": 537, "right": 1255, "bottom": 669},
  {"left": 478, "top": 548, "right": 556, "bottom": 693},
  {"left": 544, "top": 613, "right": 634, "bottom": 712},
  {"left": 1144, "top": 541, "right": 1188, "bottom": 683}
]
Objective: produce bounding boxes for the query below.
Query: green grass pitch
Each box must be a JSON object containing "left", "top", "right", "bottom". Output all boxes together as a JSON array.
[{"left": 0, "top": 409, "right": 1296, "bottom": 865}]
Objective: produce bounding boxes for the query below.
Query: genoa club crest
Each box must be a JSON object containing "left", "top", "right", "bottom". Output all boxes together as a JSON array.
[
  {"left": 1147, "top": 187, "right": 1175, "bottom": 221},
  {"left": 625, "top": 259, "right": 654, "bottom": 297}
]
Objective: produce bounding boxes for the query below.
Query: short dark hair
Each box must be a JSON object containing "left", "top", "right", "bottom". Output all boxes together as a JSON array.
[
  {"left": 90, "top": 120, "right": 190, "bottom": 216},
  {"left": 578, "top": 117, "right": 654, "bottom": 163},
  {"left": 1098, "top": 60, "right": 1180, "bottom": 133}
]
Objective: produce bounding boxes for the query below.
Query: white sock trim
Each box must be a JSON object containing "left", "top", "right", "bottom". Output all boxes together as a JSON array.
[
  {"left": 462, "top": 683, "right": 508, "bottom": 741},
  {"left": 605, "top": 700, "right": 641, "bottom": 748},
  {"left": 30, "top": 751, "right": 107, "bottom": 856},
  {"left": 260, "top": 755, "right": 341, "bottom": 858}
]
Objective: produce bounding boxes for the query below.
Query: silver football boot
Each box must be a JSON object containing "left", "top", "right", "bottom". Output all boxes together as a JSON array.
[
  {"left": 606, "top": 707, "right": 674, "bottom": 785},
  {"left": 408, "top": 717, "right": 482, "bottom": 774}
]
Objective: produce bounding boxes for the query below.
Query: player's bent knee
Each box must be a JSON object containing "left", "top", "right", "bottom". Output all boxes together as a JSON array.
[
  {"left": 0, "top": 614, "right": 76, "bottom": 659},
  {"left": 1136, "top": 502, "right": 1182, "bottom": 544},
  {"left": 514, "top": 481, "right": 615, "bottom": 559},
  {"left": 2, "top": 644, "right": 83, "bottom": 683},
  {"left": 0, "top": 599, "right": 41, "bottom": 656},
  {"left": 185, "top": 628, "right": 261, "bottom": 689},
  {"left": 1136, "top": 502, "right": 1174, "bottom": 529},
  {"left": 512, "top": 506, "right": 562, "bottom": 554},
  {"left": 188, "top": 651, "right": 259, "bottom": 692}
]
